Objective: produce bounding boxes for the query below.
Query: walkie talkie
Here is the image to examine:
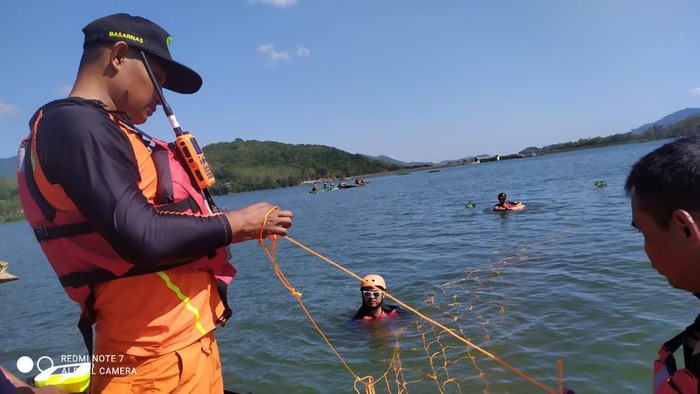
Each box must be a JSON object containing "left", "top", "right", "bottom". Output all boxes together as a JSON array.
[{"left": 139, "top": 51, "right": 220, "bottom": 212}]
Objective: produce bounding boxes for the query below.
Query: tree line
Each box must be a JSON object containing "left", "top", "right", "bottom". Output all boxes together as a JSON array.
[
  {"left": 518, "top": 117, "right": 700, "bottom": 155},
  {"left": 5, "top": 119, "right": 700, "bottom": 224},
  {"left": 0, "top": 178, "right": 23, "bottom": 224},
  {"left": 0, "top": 139, "right": 402, "bottom": 223},
  {"left": 203, "top": 139, "right": 402, "bottom": 195}
]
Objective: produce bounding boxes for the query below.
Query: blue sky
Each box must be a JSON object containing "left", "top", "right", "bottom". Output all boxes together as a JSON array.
[{"left": 3, "top": 1, "right": 700, "bottom": 163}]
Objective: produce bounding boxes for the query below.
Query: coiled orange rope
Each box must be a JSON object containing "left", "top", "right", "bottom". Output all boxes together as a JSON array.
[{"left": 257, "top": 207, "right": 564, "bottom": 394}]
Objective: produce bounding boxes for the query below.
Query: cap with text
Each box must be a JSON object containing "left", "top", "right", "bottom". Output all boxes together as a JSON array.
[{"left": 82, "top": 13, "right": 202, "bottom": 94}]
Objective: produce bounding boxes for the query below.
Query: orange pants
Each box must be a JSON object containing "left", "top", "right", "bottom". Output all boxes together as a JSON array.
[{"left": 89, "top": 332, "right": 222, "bottom": 393}]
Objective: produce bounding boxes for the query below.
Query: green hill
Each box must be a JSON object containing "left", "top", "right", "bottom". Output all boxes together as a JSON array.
[
  {"left": 0, "top": 157, "right": 15, "bottom": 178},
  {"left": 0, "top": 178, "right": 22, "bottom": 224},
  {"left": 204, "top": 139, "right": 402, "bottom": 194},
  {"left": 0, "top": 139, "right": 401, "bottom": 223}
]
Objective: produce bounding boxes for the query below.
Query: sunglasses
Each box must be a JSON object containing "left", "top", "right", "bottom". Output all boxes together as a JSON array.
[{"left": 362, "top": 290, "right": 382, "bottom": 298}]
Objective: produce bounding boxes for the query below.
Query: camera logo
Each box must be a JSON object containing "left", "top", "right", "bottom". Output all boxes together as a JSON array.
[{"left": 16, "top": 355, "right": 54, "bottom": 374}]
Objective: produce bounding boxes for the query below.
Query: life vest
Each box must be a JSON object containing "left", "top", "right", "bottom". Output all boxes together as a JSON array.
[
  {"left": 654, "top": 315, "right": 700, "bottom": 393},
  {"left": 354, "top": 304, "right": 400, "bottom": 321},
  {"left": 361, "top": 306, "right": 399, "bottom": 321},
  {"left": 17, "top": 99, "right": 235, "bottom": 353}
]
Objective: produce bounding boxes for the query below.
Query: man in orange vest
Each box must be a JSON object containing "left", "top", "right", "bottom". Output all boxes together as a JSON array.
[
  {"left": 625, "top": 137, "right": 700, "bottom": 393},
  {"left": 17, "top": 13, "right": 292, "bottom": 393}
]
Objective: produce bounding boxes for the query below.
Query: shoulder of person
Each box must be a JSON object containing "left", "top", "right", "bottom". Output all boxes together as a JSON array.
[
  {"left": 352, "top": 307, "right": 365, "bottom": 320},
  {"left": 37, "top": 99, "right": 129, "bottom": 147},
  {"left": 385, "top": 305, "right": 401, "bottom": 313},
  {"left": 38, "top": 98, "right": 110, "bottom": 127}
]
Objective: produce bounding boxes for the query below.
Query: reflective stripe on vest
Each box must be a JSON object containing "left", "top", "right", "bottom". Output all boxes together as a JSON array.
[{"left": 156, "top": 271, "right": 207, "bottom": 335}]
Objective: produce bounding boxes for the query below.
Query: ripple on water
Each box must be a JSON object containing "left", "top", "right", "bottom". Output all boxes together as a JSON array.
[{"left": 1, "top": 140, "right": 690, "bottom": 393}]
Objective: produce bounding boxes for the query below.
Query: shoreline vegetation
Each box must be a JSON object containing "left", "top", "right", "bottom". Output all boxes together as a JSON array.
[{"left": 2, "top": 115, "right": 700, "bottom": 224}]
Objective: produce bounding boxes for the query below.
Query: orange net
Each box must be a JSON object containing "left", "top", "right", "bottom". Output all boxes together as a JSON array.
[{"left": 257, "top": 207, "right": 564, "bottom": 394}]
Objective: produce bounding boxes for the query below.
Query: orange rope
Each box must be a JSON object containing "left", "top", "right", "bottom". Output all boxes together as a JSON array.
[
  {"left": 558, "top": 359, "right": 564, "bottom": 394},
  {"left": 256, "top": 207, "right": 564, "bottom": 394},
  {"left": 258, "top": 207, "right": 376, "bottom": 394}
]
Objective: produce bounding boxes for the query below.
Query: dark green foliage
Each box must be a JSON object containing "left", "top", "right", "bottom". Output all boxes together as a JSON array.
[
  {"left": 0, "top": 178, "right": 24, "bottom": 224},
  {"left": 0, "top": 141, "right": 401, "bottom": 223},
  {"left": 203, "top": 139, "right": 402, "bottom": 194}
]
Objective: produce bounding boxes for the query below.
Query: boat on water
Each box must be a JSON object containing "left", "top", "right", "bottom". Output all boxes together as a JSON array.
[
  {"left": 0, "top": 261, "right": 19, "bottom": 284},
  {"left": 338, "top": 182, "right": 370, "bottom": 189}
]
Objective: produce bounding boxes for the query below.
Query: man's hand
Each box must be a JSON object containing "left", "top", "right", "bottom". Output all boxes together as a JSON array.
[{"left": 223, "top": 202, "right": 293, "bottom": 243}]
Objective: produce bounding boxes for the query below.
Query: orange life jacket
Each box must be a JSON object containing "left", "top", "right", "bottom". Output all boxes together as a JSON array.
[
  {"left": 654, "top": 316, "right": 700, "bottom": 393},
  {"left": 17, "top": 102, "right": 235, "bottom": 353}
]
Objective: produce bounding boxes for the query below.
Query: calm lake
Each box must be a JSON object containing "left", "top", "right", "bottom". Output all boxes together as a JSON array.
[{"left": 0, "top": 139, "right": 694, "bottom": 393}]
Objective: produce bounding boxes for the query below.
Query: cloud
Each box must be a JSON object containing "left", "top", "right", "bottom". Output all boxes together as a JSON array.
[
  {"left": 257, "top": 44, "right": 291, "bottom": 62},
  {"left": 249, "top": 0, "right": 298, "bottom": 8},
  {"left": 0, "top": 102, "right": 20, "bottom": 117},
  {"left": 257, "top": 43, "right": 311, "bottom": 64},
  {"left": 690, "top": 87, "right": 700, "bottom": 96},
  {"left": 296, "top": 45, "right": 311, "bottom": 57}
]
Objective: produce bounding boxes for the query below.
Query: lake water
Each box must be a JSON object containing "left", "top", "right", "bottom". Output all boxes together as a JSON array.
[{"left": 0, "top": 139, "right": 694, "bottom": 393}]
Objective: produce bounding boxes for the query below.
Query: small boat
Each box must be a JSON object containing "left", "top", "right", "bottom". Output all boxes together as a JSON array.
[
  {"left": 0, "top": 261, "right": 19, "bottom": 284},
  {"left": 338, "top": 182, "right": 370, "bottom": 189}
]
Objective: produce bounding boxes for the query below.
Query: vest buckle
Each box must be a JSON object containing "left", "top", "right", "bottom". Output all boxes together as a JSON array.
[{"left": 33, "top": 226, "right": 49, "bottom": 242}]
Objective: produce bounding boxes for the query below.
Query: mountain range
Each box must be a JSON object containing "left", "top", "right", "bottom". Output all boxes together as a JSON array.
[
  {"left": 0, "top": 157, "right": 15, "bottom": 179},
  {"left": 3, "top": 107, "right": 700, "bottom": 177},
  {"left": 631, "top": 108, "right": 700, "bottom": 135}
]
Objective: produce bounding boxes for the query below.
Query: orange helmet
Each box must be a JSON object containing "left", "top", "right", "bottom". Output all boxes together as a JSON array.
[{"left": 361, "top": 274, "right": 386, "bottom": 290}]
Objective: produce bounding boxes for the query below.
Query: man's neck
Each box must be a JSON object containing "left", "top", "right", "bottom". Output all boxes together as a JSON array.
[{"left": 69, "top": 72, "right": 116, "bottom": 111}]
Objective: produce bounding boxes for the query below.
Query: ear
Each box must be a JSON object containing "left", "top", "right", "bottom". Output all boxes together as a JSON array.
[
  {"left": 671, "top": 209, "right": 700, "bottom": 245},
  {"left": 108, "top": 41, "right": 131, "bottom": 71}
]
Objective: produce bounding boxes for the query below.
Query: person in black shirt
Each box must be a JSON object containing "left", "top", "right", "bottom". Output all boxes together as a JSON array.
[{"left": 353, "top": 274, "right": 400, "bottom": 320}]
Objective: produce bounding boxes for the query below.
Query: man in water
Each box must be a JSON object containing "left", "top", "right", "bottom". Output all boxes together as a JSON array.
[
  {"left": 493, "top": 192, "right": 526, "bottom": 211},
  {"left": 353, "top": 274, "right": 400, "bottom": 320},
  {"left": 625, "top": 136, "right": 700, "bottom": 391}
]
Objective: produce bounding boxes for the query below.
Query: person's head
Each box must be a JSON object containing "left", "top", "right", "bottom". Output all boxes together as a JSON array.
[
  {"left": 360, "top": 274, "right": 386, "bottom": 308},
  {"left": 497, "top": 192, "right": 507, "bottom": 202},
  {"left": 74, "top": 13, "right": 202, "bottom": 124},
  {"left": 625, "top": 137, "right": 700, "bottom": 293}
]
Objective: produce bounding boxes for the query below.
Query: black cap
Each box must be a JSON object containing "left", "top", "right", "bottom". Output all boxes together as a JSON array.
[
  {"left": 82, "top": 13, "right": 202, "bottom": 94},
  {"left": 498, "top": 192, "right": 507, "bottom": 198}
]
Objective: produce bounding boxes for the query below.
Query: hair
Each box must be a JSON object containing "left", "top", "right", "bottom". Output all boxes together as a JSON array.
[
  {"left": 78, "top": 43, "right": 110, "bottom": 71},
  {"left": 625, "top": 136, "right": 700, "bottom": 228},
  {"left": 77, "top": 42, "right": 141, "bottom": 72}
]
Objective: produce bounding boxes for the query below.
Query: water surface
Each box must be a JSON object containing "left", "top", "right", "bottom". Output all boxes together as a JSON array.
[{"left": 0, "top": 140, "right": 692, "bottom": 393}]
